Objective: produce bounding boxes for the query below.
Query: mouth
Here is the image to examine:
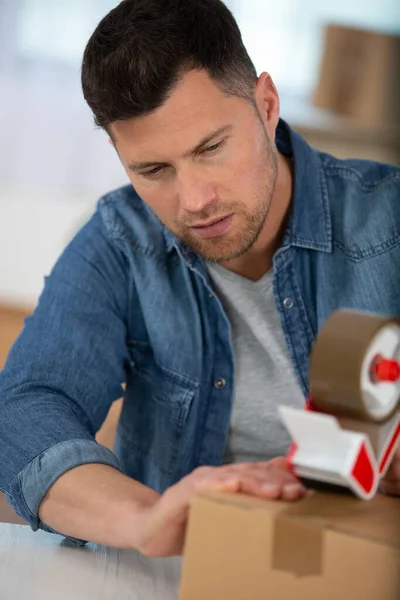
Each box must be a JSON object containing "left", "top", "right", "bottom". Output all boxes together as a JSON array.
[
  {"left": 191, "top": 215, "right": 229, "bottom": 228},
  {"left": 190, "top": 214, "right": 234, "bottom": 239}
]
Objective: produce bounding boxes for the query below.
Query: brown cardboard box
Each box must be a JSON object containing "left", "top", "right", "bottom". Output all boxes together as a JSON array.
[
  {"left": 313, "top": 24, "right": 400, "bottom": 127},
  {"left": 179, "top": 490, "right": 400, "bottom": 599}
]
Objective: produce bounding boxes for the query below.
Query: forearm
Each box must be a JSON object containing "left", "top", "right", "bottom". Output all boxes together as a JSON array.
[{"left": 38, "top": 464, "right": 160, "bottom": 549}]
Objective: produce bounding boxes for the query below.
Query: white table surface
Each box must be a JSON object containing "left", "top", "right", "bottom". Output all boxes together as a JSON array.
[{"left": 0, "top": 522, "right": 182, "bottom": 600}]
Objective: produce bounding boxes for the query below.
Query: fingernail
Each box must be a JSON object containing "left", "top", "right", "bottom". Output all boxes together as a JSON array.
[
  {"left": 283, "top": 483, "right": 305, "bottom": 493},
  {"left": 261, "top": 483, "right": 280, "bottom": 493}
]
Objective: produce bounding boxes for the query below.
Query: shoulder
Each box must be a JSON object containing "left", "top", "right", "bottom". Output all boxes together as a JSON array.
[
  {"left": 319, "top": 151, "right": 400, "bottom": 193},
  {"left": 318, "top": 152, "right": 400, "bottom": 261}
]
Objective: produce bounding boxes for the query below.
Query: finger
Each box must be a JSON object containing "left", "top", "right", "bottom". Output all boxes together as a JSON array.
[
  {"left": 194, "top": 465, "right": 305, "bottom": 500},
  {"left": 379, "top": 481, "right": 400, "bottom": 496},
  {"left": 217, "top": 475, "right": 283, "bottom": 499},
  {"left": 281, "top": 483, "right": 308, "bottom": 501},
  {"left": 383, "top": 450, "right": 400, "bottom": 470},
  {"left": 194, "top": 473, "right": 249, "bottom": 498},
  {"left": 197, "top": 474, "right": 242, "bottom": 493},
  {"left": 235, "top": 457, "right": 289, "bottom": 472},
  {"left": 227, "top": 463, "right": 299, "bottom": 487},
  {"left": 240, "top": 462, "right": 307, "bottom": 499},
  {"left": 219, "top": 466, "right": 306, "bottom": 499},
  {"left": 164, "top": 462, "right": 304, "bottom": 516},
  {"left": 265, "top": 457, "right": 288, "bottom": 470},
  {"left": 381, "top": 472, "right": 400, "bottom": 484},
  {"left": 381, "top": 464, "right": 400, "bottom": 484},
  {"left": 238, "top": 477, "right": 306, "bottom": 501}
]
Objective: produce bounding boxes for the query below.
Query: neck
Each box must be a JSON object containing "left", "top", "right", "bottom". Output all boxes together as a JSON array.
[{"left": 220, "top": 152, "right": 293, "bottom": 281}]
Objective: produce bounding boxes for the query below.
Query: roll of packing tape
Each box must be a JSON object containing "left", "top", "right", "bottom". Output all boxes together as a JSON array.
[{"left": 309, "top": 310, "right": 400, "bottom": 423}]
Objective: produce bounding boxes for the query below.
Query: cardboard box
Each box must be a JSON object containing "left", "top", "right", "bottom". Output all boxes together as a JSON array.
[
  {"left": 179, "top": 491, "right": 400, "bottom": 599},
  {"left": 313, "top": 24, "right": 400, "bottom": 127}
]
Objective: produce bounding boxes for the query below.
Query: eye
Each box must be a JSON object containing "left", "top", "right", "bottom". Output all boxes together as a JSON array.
[
  {"left": 140, "top": 166, "right": 165, "bottom": 178},
  {"left": 202, "top": 140, "right": 224, "bottom": 154}
]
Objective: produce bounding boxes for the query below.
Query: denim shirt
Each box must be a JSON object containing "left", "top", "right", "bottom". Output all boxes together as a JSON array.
[{"left": 1, "top": 119, "right": 400, "bottom": 537}]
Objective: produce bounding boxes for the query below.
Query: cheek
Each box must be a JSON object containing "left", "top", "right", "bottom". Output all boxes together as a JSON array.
[
  {"left": 130, "top": 179, "right": 179, "bottom": 224},
  {"left": 212, "top": 150, "right": 250, "bottom": 192},
  {"left": 226, "top": 150, "right": 264, "bottom": 193}
]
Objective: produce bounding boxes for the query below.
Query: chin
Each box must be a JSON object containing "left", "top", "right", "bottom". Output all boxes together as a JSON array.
[{"left": 188, "top": 237, "right": 250, "bottom": 263}]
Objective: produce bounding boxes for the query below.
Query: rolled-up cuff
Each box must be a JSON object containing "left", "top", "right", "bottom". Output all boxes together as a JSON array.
[{"left": 7, "top": 438, "right": 122, "bottom": 543}]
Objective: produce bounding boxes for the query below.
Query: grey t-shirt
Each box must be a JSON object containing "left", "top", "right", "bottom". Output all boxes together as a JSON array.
[{"left": 206, "top": 262, "right": 305, "bottom": 464}]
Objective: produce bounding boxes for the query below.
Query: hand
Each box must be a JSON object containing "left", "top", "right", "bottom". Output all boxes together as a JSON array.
[
  {"left": 380, "top": 445, "right": 400, "bottom": 496},
  {"left": 132, "top": 457, "right": 306, "bottom": 557}
]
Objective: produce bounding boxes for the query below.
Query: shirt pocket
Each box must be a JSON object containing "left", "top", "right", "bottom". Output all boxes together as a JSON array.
[{"left": 118, "top": 342, "right": 199, "bottom": 477}]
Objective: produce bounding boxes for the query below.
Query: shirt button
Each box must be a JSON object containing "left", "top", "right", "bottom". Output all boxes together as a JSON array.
[
  {"left": 214, "top": 377, "right": 226, "bottom": 389},
  {"left": 283, "top": 297, "right": 294, "bottom": 309}
]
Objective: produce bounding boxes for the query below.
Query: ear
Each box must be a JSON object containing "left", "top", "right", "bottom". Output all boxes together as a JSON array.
[
  {"left": 108, "top": 137, "right": 114, "bottom": 146},
  {"left": 254, "top": 72, "right": 280, "bottom": 140}
]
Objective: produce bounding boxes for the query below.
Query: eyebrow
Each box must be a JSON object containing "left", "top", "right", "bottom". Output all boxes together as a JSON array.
[{"left": 127, "top": 124, "right": 232, "bottom": 172}]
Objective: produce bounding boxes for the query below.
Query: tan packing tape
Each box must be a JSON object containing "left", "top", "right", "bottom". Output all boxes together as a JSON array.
[{"left": 310, "top": 310, "right": 400, "bottom": 422}]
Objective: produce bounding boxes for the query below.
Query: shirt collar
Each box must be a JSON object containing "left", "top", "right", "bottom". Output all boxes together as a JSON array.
[
  {"left": 163, "top": 118, "right": 332, "bottom": 255},
  {"left": 277, "top": 118, "right": 332, "bottom": 253}
]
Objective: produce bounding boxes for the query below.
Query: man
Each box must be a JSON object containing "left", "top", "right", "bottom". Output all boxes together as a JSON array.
[{"left": 0, "top": 0, "right": 399, "bottom": 558}]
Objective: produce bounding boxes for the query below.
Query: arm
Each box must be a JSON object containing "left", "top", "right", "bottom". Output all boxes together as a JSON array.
[
  {"left": 0, "top": 208, "right": 306, "bottom": 554},
  {"left": 37, "top": 458, "right": 305, "bottom": 555},
  {"left": 0, "top": 210, "right": 135, "bottom": 539},
  {"left": 38, "top": 463, "right": 159, "bottom": 549}
]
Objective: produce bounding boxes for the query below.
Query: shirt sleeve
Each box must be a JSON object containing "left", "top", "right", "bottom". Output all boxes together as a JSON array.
[{"left": 0, "top": 208, "right": 131, "bottom": 536}]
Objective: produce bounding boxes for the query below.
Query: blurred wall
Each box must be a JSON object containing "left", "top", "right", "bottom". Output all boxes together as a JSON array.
[
  {"left": 0, "top": 0, "right": 399, "bottom": 309},
  {"left": 0, "top": 0, "right": 128, "bottom": 308}
]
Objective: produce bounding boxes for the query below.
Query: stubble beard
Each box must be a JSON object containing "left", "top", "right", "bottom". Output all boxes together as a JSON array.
[{"left": 174, "top": 136, "right": 278, "bottom": 263}]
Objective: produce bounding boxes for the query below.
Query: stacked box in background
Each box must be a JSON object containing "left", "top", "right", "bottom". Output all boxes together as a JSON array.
[{"left": 313, "top": 24, "right": 400, "bottom": 128}]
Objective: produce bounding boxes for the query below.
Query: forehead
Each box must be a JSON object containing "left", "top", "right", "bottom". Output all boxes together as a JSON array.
[{"left": 110, "top": 70, "right": 247, "bottom": 157}]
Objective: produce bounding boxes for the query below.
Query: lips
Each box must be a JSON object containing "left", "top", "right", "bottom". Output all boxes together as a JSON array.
[
  {"left": 192, "top": 216, "right": 228, "bottom": 228},
  {"left": 191, "top": 214, "right": 233, "bottom": 239}
]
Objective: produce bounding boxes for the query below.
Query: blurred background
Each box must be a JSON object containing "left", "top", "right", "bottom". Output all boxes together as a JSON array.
[
  {"left": 0, "top": 0, "right": 399, "bottom": 356},
  {"left": 0, "top": 0, "right": 399, "bottom": 523},
  {"left": 0, "top": 0, "right": 399, "bottom": 313}
]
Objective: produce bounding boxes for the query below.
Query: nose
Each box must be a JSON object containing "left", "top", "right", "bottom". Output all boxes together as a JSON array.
[{"left": 177, "top": 167, "right": 217, "bottom": 213}]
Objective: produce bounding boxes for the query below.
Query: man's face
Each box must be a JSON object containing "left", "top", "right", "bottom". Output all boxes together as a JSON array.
[{"left": 110, "top": 69, "right": 278, "bottom": 262}]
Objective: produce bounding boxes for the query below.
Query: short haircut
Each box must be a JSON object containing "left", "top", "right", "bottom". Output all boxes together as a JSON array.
[{"left": 81, "top": 0, "right": 258, "bottom": 129}]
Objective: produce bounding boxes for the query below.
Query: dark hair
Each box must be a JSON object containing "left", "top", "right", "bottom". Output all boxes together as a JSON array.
[{"left": 81, "top": 0, "right": 258, "bottom": 129}]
